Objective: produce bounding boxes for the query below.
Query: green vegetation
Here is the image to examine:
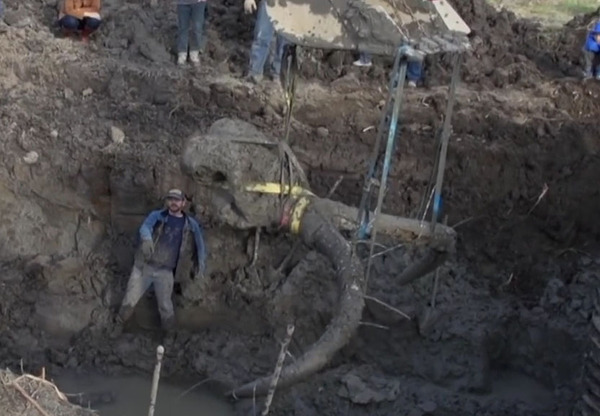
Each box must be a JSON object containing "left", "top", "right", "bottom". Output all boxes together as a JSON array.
[{"left": 488, "top": 0, "right": 599, "bottom": 27}]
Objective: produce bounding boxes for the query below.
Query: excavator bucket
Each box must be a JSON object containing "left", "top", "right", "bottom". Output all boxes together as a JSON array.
[{"left": 265, "top": 0, "right": 471, "bottom": 56}]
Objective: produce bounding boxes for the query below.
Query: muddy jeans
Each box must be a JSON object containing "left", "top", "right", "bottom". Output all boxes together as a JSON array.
[
  {"left": 249, "top": 0, "right": 287, "bottom": 77},
  {"left": 583, "top": 49, "right": 600, "bottom": 77},
  {"left": 177, "top": 2, "right": 206, "bottom": 54},
  {"left": 119, "top": 263, "right": 175, "bottom": 328}
]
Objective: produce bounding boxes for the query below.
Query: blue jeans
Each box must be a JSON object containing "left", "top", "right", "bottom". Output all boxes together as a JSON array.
[
  {"left": 0, "top": 0, "right": 4, "bottom": 20},
  {"left": 249, "top": 0, "right": 287, "bottom": 77},
  {"left": 360, "top": 53, "right": 423, "bottom": 82},
  {"left": 177, "top": 2, "right": 206, "bottom": 54},
  {"left": 59, "top": 15, "right": 101, "bottom": 32},
  {"left": 120, "top": 264, "right": 175, "bottom": 327}
]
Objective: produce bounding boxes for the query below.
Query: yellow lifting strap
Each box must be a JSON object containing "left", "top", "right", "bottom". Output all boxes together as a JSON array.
[
  {"left": 244, "top": 182, "right": 315, "bottom": 197},
  {"left": 290, "top": 197, "right": 311, "bottom": 234},
  {"left": 244, "top": 182, "right": 313, "bottom": 234}
]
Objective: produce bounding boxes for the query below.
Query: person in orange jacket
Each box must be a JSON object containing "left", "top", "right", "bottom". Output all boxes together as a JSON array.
[{"left": 58, "top": 0, "right": 101, "bottom": 42}]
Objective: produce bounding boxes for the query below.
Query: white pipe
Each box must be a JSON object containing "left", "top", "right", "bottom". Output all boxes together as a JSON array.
[{"left": 148, "top": 345, "right": 165, "bottom": 416}]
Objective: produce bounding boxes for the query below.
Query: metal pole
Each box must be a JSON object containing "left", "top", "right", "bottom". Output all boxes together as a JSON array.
[
  {"left": 431, "top": 53, "right": 462, "bottom": 231},
  {"left": 363, "top": 59, "right": 408, "bottom": 285},
  {"left": 148, "top": 345, "right": 165, "bottom": 416},
  {"left": 354, "top": 49, "right": 403, "bottom": 242}
]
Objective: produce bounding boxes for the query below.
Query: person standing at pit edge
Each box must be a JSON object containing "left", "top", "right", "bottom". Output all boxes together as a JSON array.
[
  {"left": 58, "top": 0, "right": 102, "bottom": 43},
  {"left": 176, "top": 0, "right": 208, "bottom": 66},
  {"left": 583, "top": 21, "right": 600, "bottom": 80},
  {"left": 114, "top": 189, "right": 207, "bottom": 340},
  {"left": 244, "top": 0, "right": 287, "bottom": 83}
]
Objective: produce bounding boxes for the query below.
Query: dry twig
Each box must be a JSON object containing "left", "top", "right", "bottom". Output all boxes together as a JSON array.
[
  {"left": 363, "top": 295, "right": 411, "bottom": 320},
  {"left": 359, "top": 321, "right": 390, "bottom": 330}
]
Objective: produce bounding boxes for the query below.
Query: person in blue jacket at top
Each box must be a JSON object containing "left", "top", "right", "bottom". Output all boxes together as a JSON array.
[
  {"left": 114, "top": 188, "right": 207, "bottom": 339},
  {"left": 583, "top": 21, "right": 600, "bottom": 80}
]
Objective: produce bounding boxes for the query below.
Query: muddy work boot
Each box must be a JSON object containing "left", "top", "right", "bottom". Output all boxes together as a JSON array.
[
  {"left": 109, "top": 305, "right": 134, "bottom": 339},
  {"left": 177, "top": 52, "right": 187, "bottom": 66},
  {"left": 160, "top": 316, "right": 176, "bottom": 346}
]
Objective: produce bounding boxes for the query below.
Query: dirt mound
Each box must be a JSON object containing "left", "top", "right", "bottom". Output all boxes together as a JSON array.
[{"left": 0, "top": 370, "right": 93, "bottom": 416}]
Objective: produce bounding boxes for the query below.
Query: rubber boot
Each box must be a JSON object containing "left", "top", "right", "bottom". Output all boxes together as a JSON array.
[{"left": 177, "top": 52, "right": 187, "bottom": 66}]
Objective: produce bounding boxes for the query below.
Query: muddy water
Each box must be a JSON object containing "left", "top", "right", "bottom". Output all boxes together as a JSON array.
[{"left": 54, "top": 372, "right": 234, "bottom": 416}]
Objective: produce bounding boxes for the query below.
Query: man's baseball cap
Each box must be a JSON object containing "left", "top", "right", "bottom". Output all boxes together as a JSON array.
[{"left": 165, "top": 189, "right": 185, "bottom": 200}]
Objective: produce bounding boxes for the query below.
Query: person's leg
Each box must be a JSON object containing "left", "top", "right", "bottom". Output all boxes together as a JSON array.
[
  {"left": 353, "top": 52, "right": 372, "bottom": 67},
  {"left": 407, "top": 60, "right": 422, "bottom": 87},
  {"left": 82, "top": 17, "right": 101, "bottom": 32},
  {"left": 270, "top": 34, "right": 288, "bottom": 77},
  {"left": 81, "top": 17, "right": 101, "bottom": 42},
  {"left": 177, "top": 4, "right": 192, "bottom": 63},
  {"left": 189, "top": 1, "right": 206, "bottom": 63},
  {"left": 59, "top": 15, "right": 80, "bottom": 36},
  {"left": 117, "top": 265, "right": 153, "bottom": 323},
  {"left": 151, "top": 268, "right": 176, "bottom": 330},
  {"left": 583, "top": 49, "right": 594, "bottom": 78},
  {"left": 594, "top": 52, "right": 600, "bottom": 80},
  {"left": 248, "top": 0, "right": 274, "bottom": 79}
]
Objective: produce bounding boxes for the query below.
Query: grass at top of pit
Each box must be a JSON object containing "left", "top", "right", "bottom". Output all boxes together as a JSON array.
[{"left": 488, "top": 0, "right": 599, "bottom": 27}]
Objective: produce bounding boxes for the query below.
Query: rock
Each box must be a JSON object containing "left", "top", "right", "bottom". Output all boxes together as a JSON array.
[
  {"left": 64, "top": 88, "right": 74, "bottom": 100},
  {"left": 23, "top": 150, "right": 39, "bottom": 164},
  {"left": 110, "top": 126, "right": 125, "bottom": 144},
  {"left": 82, "top": 88, "right": 94, "bottom": 97},
  {"left": 50, "top": 130, "right": 59, "bottom": 139},
  {"left": 316, "top": 127, "right": 329, "bottom": 138}
]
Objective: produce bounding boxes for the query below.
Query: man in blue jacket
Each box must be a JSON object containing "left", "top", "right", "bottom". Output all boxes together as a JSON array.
[
  {"left": 115, "top": 189, "right": 207, "bottom": 337},
  {"left": 583, "top": 21, "right": 600, "bottom": 79}
]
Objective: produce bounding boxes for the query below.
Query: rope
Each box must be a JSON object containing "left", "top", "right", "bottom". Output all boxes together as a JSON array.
[
  {"left": 278, "top": 44, "right": 300, "bottom": 204},
  {"left": 431, "top": 53, "right": 462, "bottom": 231}
]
